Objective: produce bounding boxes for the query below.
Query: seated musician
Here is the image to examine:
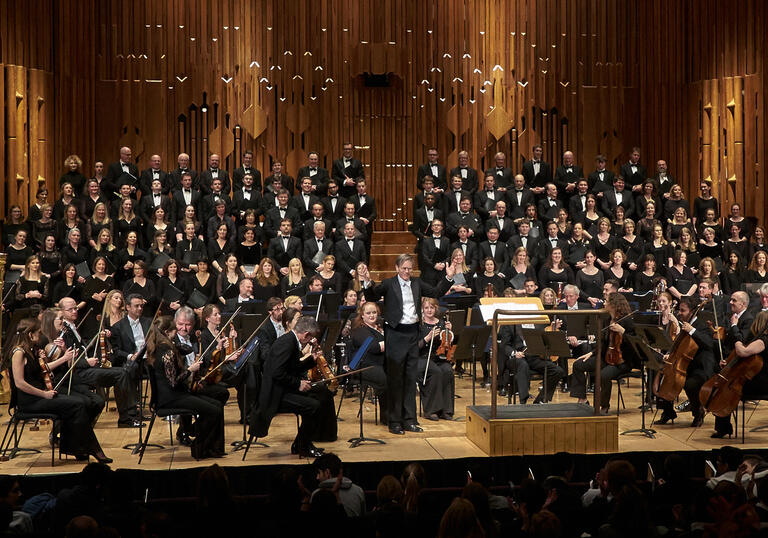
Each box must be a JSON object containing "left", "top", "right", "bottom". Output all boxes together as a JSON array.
[
  {"left": 256, "top": 297, "right": 286, "bottom": 359},
  {"left": 558, "top": 284, "right": 594, "bottom": 391},
  {"left": 711, "top": 291, "right": 756, "bottom": 438},
  {"left": 248, "top": 316, "right": 332, "bottom": 458},
  {"left": 418, "top": 298, "right": 456, "bottom": 420},
  {"left": 496, "top": 322, "right": 531, "bottom": 402},
  {"left": 349, "top": 302, "right": 388, "bottom": 421},
  {"left": 654, "top": 296, "right": 716, "bottom": 426},
  {"left": 569, "top": 292, "right": 640, "bottom": 414},
  {"left": 4, "top": 318, "right": 112, "bottom": 463},
  {"left": 197, "top": 304, "right": 242, "bottom": 408},
  {"left": 146, "top": 316, "right": 226, "bottom": 459}
]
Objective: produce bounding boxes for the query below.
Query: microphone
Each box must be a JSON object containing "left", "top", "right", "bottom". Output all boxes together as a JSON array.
[{"left": 47, "top": 329, "right": 67, "bottom": 359}]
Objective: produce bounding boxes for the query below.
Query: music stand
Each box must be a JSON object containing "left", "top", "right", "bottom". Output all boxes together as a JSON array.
[
  {"left": 520, "top": 329, "right": 571, "bottom": 403},
  {"left": 346, "top": 337, "right": 384, "bottom": 448},
  {"left": 231, "top": 335, "right": 268, "bottom": 452},
  {"left": 635, "top": 326, "right": 674, "bottom": 356},
  {"left": 452, "top": 325, "right": 492, "bottom": 406},
  {"left": 622, "top": 334, "right": 659, "bottom": 439},
  {"left": 440, "top": 294, "right": 477, "bottom": 311}
]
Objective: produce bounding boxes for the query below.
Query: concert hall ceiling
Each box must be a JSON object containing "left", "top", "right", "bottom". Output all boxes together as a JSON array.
[{"left": 0, "top": 0, "right": 765, "bottom": 228}]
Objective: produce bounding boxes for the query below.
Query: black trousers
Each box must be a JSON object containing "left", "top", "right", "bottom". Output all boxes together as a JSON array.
[
  {"left": 501, "top": 356, "right": 531, "bottom": 402},
  {"left": 181, "top": 383, "right": 229, "bottom": 435},
  {"left": 417, "top": 358, "right": 454, "bottom": 416},
  {"left": 526, "top": 356, "right": 565, "bottom": 402},
  {"left": 570, "top": 356, "right": 632, "bottom": 408},
  {"left": 162, "top": 392, "right": 225, "bottom": 459},
  {"left": 77, "top": 363, "right": 139, "bottom": 423},
  {"left": 279, "top": 391, "right": 322, "bottom": 449},
  {"left": 18, "top": 392, "right": 102, "bottom": 456},
  {"left": 384, "top": 323, "right": 420, "bottom": 427}
]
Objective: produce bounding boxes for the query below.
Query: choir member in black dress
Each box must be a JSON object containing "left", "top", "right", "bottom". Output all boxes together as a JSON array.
[
  {"left": 507, "top": 247, "right": 537, "bottom": 294},
  {"left": 14, "top": 256, "right": 49, "bottom": 309},
  {"left": 145, "top": 206, "right": 175, "bottom": 249},
  {"left": 634, "top": 254, "right": 662, "bottom": 295},
  {"left": 696, "top": 257, "right": 721, "bottom": 290},
  {"left": 591, "top": 217, "right": 616, "bottom": 270},
  {"left": 692, "top": 180, "right": 719, "bottom": 229},
  {"left": 663, "top": 184, "right": 690, "bottom": 223},
  {"left": 38, "top": 233, "right": 62, "bottom": 282},
  {"left": 418, "top": 298, "right": 456, "bottom": 420},
  {"left": 575, "top": 251, "right": 605, "bottom": 307},
  {"left": 444, "top": 248, "right": 474, "bottom": 296},
  {"left": 208, "top": 223, "right": 235, "bottom": 275},
  {"left": 619, "top": 220, "right": 644, "bottom": 270},
  {"left": 85, "top": 202, "right": 112, "bottom": 249},
  {"left": 565, "top": 222, "right": 591, "bottom": 269},
  {"left": 349, "top": 302, "right": 388, "bottom": 418},
  {"left": 316, "top": 255, "right": 346, "bottom": 293},
  {"left": 721, "top": 251, "right": 745, "bottom": 296},
  {"left": 749, "top": 225, "right": 768, "bottom": 260},
  {"left": 667, "top": 250, "right": 697, "bottom": 300},
  {"left": 745, "top": 250, "right": 768, "bottom": 285},
  {"left": 724, "top": 223, "right": 751, "bottom": 263},
  {"left": 176, "top": 205, "right": 205, "bottom": 244},
  {"left": 122, "top": 261, "right": 156, "bottom": 305},
  {"left": 31, "top": 204, "right": 56, "bottom": 249},
  {"left": 188, "top": 258, "right": 216, "bottom": 309},
  {"left": 147, "top": 230, "right": 174, "bottom": 278},
  {"left": 5, "top": 230, "right": 34, "bottom": 273},
  {"left": 252, "top": 257, "right": 281, "bottom": 301},
  {"left": 236, "top": 208, "right": 261, "bottom": 243},
  {"left": 2, "top": 206, "right": 30, "bottom": 251},
  {"left": 60, "top": 228, "right": 90, "bottom": 274},
  {"left": 176, "top": 222, "right": 208, "bottom": 278},
  {"left": 569, "top": 292, "right": 640, "bottom": 414},
  {"left": 28, "top": 188, "right": 48, "bottom": 223},
  {"left": 216, "top": 254, "right": 243, "bottom": 305},
  {"left": 537, "top": 247, "right": 574, "bottom": 292},
  {"left": 115, "top": 230, "right": 147, "bottom": 285},
  {"left": 157, "top": 259, "right": 188, "bottom": 314},
  {"left": 635, "top": 180, "right": 662, "bottom": 220},
  {"left": 474, "top": 257, "right": 505, "bottom": 298},
  {"left": 724, "top": 202, "right": 751, "bottom": 240},
  {"left": 52, "top": 182, "right": 77, "bottom": 222},
  {"left": 644, "top": 223, "right": 672, "bottom": 275},
  {"left": 5, "top": 318, "right": 111, "bottom": 462},
  {"left": 57, "top": 204, "right": 83, "bottom": 248},
  {"left": 51, "top": 264, "right": 84, "bottom": 309},
  {"left": 636, "top": 201, "right": 661, "bottom": 243},
  {"left": 59, "top": 154, "right": 88, "bottom": 194},
  {"left": 89, "top": 228, "right": 120, "bottom": 276},
  {"left": 698, "top": 226, "right": 724, "bottom": 268},
  {"left": 604, "top": 249, "right": 633, "bottom": 292},
  {"left": 236, "top": 228, "right": 262, "bottom": 274},
  {"left": 146, "top": 315, "right": 226, "bottom": 459},
  {"left": 576, "top": 194, "right": 601, "bottom": 236},
  {"left": 115, "top": 198, "right": 143, "bottom": 249},
  {"left": 280, "top": 258, "right": 308, "bottom": 297}
]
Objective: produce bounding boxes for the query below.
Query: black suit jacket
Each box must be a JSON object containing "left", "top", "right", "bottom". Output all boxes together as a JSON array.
[
  {"left": 473, "top": 189, "right": 503, "bottom": 221},
  {"left": 349, "top": 194, "right": 377, "bottom": 223},
  {"left": 302, "top": 218, "right": 333, "bottom": 241},
  {"left": 653, "top": 174, "right": 675, "bottom": 198},
  {"left": 171, "top": 188, "right": 202, "bottom": 220},
  {"left": 442, "top": 189, "right": 470, "bottom": 216},
  {"left": 139, "top": 168, "right": 171, "bottom": 196},
  {"left": 109, "top": 315, "right": 151, "bottom": 366},
  {"left": 296, "top": 166, "right": 330, "bottom": 195},
  {"left": 256, "top": 317, "right": 280, "bottom": 359},
  {"left": 419, "top": 236, "right": 451, "bottom": 284},
  {"left": 588, "top": 169, "right": 615, "bottom": 194},
  {"left": 138, "top": 193, "right": 174, "bottom": 223},
  {"left": 363, "top": 275, "right": 453, "bottom": 328},
  {"left": 200, "top": 193, "right": 233, "bottom": 221},
  {"left": 264, "top": 174, "right": 295, "bottom": 195},
  {"left": 199, "top": 169, "right": 232, "bottom": 195},
  {"left": 412, "top": 207, "right": 444, "bottom": 240},
  {"left": 536, "top": 236, "right": 570, "bottom": 266},
  {"left": 450, "top": 166, "right": 480, "bottom": 192},
  {"left": 320, "top": 195, "right": 347, "bottom": 222},
  {"left": 264, "top": 206, "right": 302, "bottom": 238},
  {"left": 302, "top": 236, "right": 335, "bottom": 271},
  {"left": 568, "top": 193, "right": 591, "bottom": 220},
  {"left": 168, "top": 168, "right": 199, "bottom": 192},
  {"left": 232, "top": 166, "right": 262, "bottom": 192},
  {"left": 553, "top": 165, "right": 584, "bottom": 196},
  {"left": 485, "top": 216, "right": 516, "bottom": 243},
  {"left": 478, "top": 240, "right": 510, "bottom": 276},
  {"left": 334, "top": 217, "right": 368, "bottom": 242},
  {"left": 507, "top": 234, "right": 540, "bottom": 264},
  {"left": 414, "top": 190, "right": 445, "bottom": 212},
  {"left": 289, "top": 193, "right": 322, "bottom": 222},
  {"left": 231, "top": 188, "right": 264, "bottom": 220},
  {"left": 266, "top": 236, "right": 302, "bottom": 271},
  {"left": 417, "top": 163, "right": 447, "bottom": 190},
  {"left": 451, "top": 240, "right": 480, "bottom": 273},
  {"left": 521, "top": 160, "right": 552, "bottom": 189},
  {"left": 537, "top": 197, "right": 564, "bottom": 222},
  {"left": 334, "top": 238, "right": 367, "bottom": 274},
  {"left": 445, "top": 212, "right": 483, "bottom": 242},
  {"left": 601, "top": 189, "right": 635, "bottom": 218},
  {"left": 332, "top": 158, "right": 365, "bottom": 197},
  {"left": 106, "top": 161, "right": 140, "bottom": 191},
  {"left": 619, "top": 162, "right": 648, "bottom": 188},
  {"left": 483, "top": 167, "right": 515, "bottom": 190},
  {"left": 506, "top": 188, "right": 536, "bottom": 219}
]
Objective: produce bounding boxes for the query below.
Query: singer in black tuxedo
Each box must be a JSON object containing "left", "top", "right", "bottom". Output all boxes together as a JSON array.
[{"left": 361, "top": 256, "right": 454, "bottom": 434}]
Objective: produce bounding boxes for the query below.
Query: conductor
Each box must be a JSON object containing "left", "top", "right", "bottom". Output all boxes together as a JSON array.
[{"left": 360, "top": 253, "right": 454, "bottom": 434}]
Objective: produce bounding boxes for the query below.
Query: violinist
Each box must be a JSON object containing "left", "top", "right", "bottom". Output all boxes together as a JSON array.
[
  {"left": 249, "top": 316, "right": 329, "bottom": 458},
  {"left": 710, "top": 291, "right": 756, "bottom": 438},
  {"left": 654, "top": 297, "right": 716, "bottom": 426},
  {"left": 197, "top": 304, "right": 241, "bottom": 407},
  {"left": 146, "top": 316, "right": 226, "bottom": 459},
  {"left": 569, "top": 292, "right": 639, "bottom": 414},
  {"left": 3, "top": 318, "right": 112, "bottom": 463},
  {"left": 418, "top": 298, "right": 456, "bottom": 420},
  {"left": 349, "top": 302, "right": 388, "bottom": 423}
]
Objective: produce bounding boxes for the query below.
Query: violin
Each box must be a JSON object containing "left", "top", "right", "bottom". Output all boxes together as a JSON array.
[
  {"left": 38, "top": 353, "right": 55, "bottom": 391},
  {"left": 98, "top": 330, "right": 112, "bottom": 368},
  {"left": 308, "top": 338, "right": 338, "bottom": 391},
  {"left": 435, "top": 314, "right": 456, "bottom": 364}
]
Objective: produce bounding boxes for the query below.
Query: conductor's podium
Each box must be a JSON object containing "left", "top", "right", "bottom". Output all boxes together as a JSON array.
[{"left": 466, "top": 404, "right": 618, "bottom": 456}]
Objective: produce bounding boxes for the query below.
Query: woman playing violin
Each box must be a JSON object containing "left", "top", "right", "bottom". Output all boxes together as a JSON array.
[
  {"left": 569, "top": 292, "right": 639, "bottom": 415},
  {"left": 3, "top": 318, "right": 111, "bottom": 463},
  {"left": 197, "top": 304, "right": 242, "bottom": 407},
  {"left": 417, "top": 298, "right": 456, "bottom": 421}
]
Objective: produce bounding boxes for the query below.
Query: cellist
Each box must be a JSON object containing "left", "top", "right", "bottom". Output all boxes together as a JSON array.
[
  {"left": 710, "top": 291, "right": 756, "bottom": 438},
  {"left": 654, "top": 297, "right": 716, "bottom": 427}
]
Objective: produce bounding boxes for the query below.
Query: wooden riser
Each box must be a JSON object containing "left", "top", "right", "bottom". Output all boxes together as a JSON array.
[
  {"left": 466, "top": 404, "right": 618, "bottom": 456},
  {"left": 371, "top": 231, "right": 417, "bottom": 244}
]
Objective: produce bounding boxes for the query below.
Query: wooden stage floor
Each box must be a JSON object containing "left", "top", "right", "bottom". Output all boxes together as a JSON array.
[{"left": 3, "top": 373, "right": 768, "bottom": 475}]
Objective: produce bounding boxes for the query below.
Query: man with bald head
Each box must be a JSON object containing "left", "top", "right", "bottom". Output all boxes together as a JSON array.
[
  {"left": 139, "top": 154, "right": 170, "bottom": 196},
  {"left": 483, "top": 151, "right": 514, "bottom": 191},
  {"left": 200, "top": 153, "right": 231, "bottom": 195},
  {"left": 554, "top": 150, "right": 583, "bottom": 199},
  {"left": 169, "top": 152, "right": 199, "bottom": 192},
  {"left": 105, "top": 146, "right": 139, "bottom": 201},
  {"left": 450, "top": 150, "right": 479, "bottom": 193}
]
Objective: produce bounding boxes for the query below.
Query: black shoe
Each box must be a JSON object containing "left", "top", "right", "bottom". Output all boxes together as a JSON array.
[
  {"left": 297, "top": 445, "right": 324, "bottom": 458},
  {"left": 93, "top": 452, "right": 113, "bottom": 464},
  {"left": 691, "top": 410, "right": 705, "bottom": 428},
  {"left": 117, "top": 419, "right": 142, "bottom": 428},
  {"left": 49, "top": 433, "right": 59, "bottom": 448},
  {"left": 654, "top": 411, "right": 677, "bottom": 425},
  {"left": 75, "top": 454, "right": 89, "bottom": 461},
  {"left": 176, "top": 431, "right": 193, "bottom": 447},
  {"left": 498, "top": 388, "right": 508, "bottom": 397},
  {"left": 388, "top": 425, "right": 405, "bottom": 435},
  {"left": 425, "top": 413, "right": 439, "bottom": 421},
  {"left": 438, "top": 413, "right": 454, "bottom": 420},
  {"left": 711, "top": 426, "right": 733, "bottom": 439},
  {"left": 405, "top": 424, "right": 423, "bottom": 433}
]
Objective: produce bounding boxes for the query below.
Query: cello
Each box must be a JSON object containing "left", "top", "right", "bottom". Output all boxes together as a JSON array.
[{"left": 699, "top": 324, "right": 768, "bottom": 418}]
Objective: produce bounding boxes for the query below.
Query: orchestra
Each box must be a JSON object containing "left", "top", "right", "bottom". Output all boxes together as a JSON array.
[{"left": 5, "top": 142, "right": 768, "bottom": 462}]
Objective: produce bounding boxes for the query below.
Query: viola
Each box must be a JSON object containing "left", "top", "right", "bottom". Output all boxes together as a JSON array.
[
  {"left": 308, "top": 338, "right": 338, "bottom": 391},
  {"left": 605, "top": 329, "right": 624, "bottom": 366},
  {"left": 435, "top": 314, "right": 456, "bottom": 364}
]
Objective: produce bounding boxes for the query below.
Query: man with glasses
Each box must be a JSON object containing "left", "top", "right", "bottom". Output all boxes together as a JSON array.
[
  {"left": 108, "top": 294, "right": 152, "bottom": 427},
  {"left": 256, "top": 297, "right": 285, "bottom": 358}
]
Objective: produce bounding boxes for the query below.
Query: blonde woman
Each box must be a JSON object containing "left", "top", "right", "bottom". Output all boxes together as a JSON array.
[{"left": 281, "top": 257, "right": 307, "bottom": 297}]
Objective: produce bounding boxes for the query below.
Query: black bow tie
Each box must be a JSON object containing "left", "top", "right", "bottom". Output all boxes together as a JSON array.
[
  {"left": 244, "top": 188, "right": 251, "bottom": 192},
  {"left": 533, "top": 161, "right": 540, "bottom": 164},
  {"left": 184, "top": 189, "right": 191, "bottom": 193},
  {"left": 310, "top": 168, "right": 317, "bottom": 171},
  {"left": 489, "top": 242, "right": 497, "bottom": 246},
  {"left": 330, "top": 195, "right": 338, "bottom": 199}
]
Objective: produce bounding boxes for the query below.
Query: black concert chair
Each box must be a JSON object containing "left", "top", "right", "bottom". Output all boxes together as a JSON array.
[
  {"left": 0, "top": 385, "right": 60, "bottom": 466},
  {"left": 137, "top": 363, "right": 198, "bottom": 463},
  {"left": 614, "top": 370, "right": 643, "bottom": 416}
]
